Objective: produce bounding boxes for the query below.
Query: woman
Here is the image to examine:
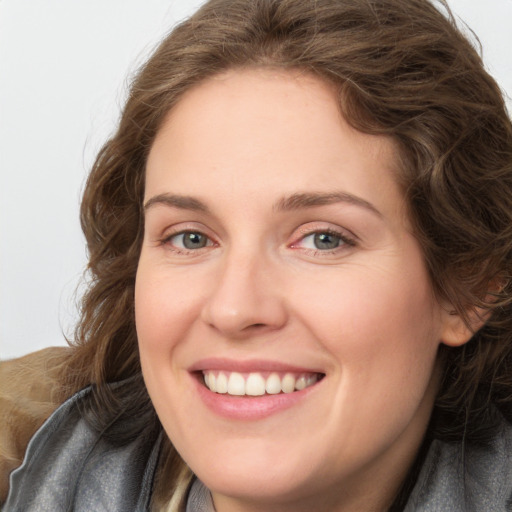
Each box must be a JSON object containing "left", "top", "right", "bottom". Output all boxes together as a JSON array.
[{"left": 2, "top": 0, "right": 512, "bottom": 510}]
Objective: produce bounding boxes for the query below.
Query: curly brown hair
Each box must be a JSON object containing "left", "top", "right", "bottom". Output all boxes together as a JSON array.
[{"left": 60, "top": 0, "right": 512, "bottom": 508}]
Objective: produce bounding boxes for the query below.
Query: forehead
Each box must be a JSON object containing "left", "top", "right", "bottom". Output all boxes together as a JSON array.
[{"left": 146, "top": 68, "right": 405, "bottom": 223}]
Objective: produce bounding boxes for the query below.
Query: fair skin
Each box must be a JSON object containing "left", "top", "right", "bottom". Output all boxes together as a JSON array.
[{"left": 135, "top": 68, "right": 471, "bottom": 512}]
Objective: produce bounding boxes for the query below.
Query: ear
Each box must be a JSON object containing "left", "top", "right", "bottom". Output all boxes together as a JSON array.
[
  {"left": 440, "top": 276, "right": 505, "bottom": 347},
  {"left": 440, "top": 306, "right": 488, "bottom": 347}
]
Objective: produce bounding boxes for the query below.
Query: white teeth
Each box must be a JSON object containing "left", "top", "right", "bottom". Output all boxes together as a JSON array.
[
  {"left": 227, "top": 372, "right": 245, "bottom": 395},
  {"left": 265, "top": 373, "right": 282, "bottom": 395},
  {"left": 281, "top": 373, "right": 296, "bottom": 394},
  {"left": 202, "top": 370, "right": 321, "bottom": 396},
  {"left": 246, "top": 373, "right": 266, "bottom": 396},
  {"left": 216, "top": 372, "right": 228, "bottom": 394},
  {"left": 295, "top": 375, "right": 307, "bottom": 390}
]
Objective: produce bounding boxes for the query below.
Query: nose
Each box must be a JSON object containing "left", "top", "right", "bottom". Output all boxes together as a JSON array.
[{"left": 200, "top": 250, "right": 288, "bottom": 339}]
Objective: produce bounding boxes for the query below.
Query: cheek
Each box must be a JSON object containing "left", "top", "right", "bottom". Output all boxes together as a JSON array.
[
  {"left": 293, "top": 268, "right": 441, "bottom": 456},
  {"left": 302, "top": 272, "right": 436, "bottom": 336},
  {"left": 293, "top": 259, "right": 441, "bottom": 398},
  {"left": 134, "top": 260, "right": 207, "bottom": 410},
  {"left": 297, "top": 244, "right": 440, "bottom": 350},
  {"left": 134, "top": 261, "right": 205, "bottom": 437},
  {"left": 135, "top": 262, "right": 205, "bottom": 351}
]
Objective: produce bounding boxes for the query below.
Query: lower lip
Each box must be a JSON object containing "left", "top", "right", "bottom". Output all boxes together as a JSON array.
[{"left": 193, "top": 374, "right": 320, "bottom": 420}]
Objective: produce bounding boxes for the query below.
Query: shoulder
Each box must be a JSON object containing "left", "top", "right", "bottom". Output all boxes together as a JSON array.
[
  {"left": 406, "top": 412, "right": 512, "bottom": 511},
  {"left": 0, "top": 346, "right": 71, "bottom": 503},
  {"left": 2, "top": 378, "right": 161, "bottom": 511}
]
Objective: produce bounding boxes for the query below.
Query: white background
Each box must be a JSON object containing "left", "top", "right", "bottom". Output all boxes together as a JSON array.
[{"left": 1, "top": 0, "right": 511, "bottom": 360}]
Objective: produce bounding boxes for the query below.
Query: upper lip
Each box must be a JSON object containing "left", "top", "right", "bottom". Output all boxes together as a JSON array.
[{"left": 188, "top": 357, "right": 325, "bottom": 375}]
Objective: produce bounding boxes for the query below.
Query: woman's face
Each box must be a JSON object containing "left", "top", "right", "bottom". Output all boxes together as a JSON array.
[{"left": 136, "top": 69, "right": 457, "bottom": 511}]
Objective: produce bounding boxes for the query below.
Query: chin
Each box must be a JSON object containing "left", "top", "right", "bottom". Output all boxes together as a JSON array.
[
  {"left": 186, "top": 436, "right": 329, "bottom": 504},
  {"left": 201, "top": 465, "right": 319, "bottom": 507}
]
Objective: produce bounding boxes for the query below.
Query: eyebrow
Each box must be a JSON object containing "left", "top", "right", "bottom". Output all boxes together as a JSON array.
[
  {"left": 144, "top": 191, "right": 382, "bottom": 217},
  {"left": 273, "top": 192, "right": 382, "bottom": 217},
  {"left": 144, "top": 194, "right": 210, "bottom": 213}
]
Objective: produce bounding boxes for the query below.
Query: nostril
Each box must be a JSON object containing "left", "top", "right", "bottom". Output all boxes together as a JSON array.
[{"left": 245, "top": 323, "right": 270, "bottom": 332}]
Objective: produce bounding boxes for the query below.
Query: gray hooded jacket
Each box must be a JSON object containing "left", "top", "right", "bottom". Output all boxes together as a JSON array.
[{"left": 4, "top": 385, "right": 512, "bottom": 511}]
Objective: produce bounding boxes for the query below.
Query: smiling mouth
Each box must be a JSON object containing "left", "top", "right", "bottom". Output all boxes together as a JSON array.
[{"left": 202, "top": 370, "right": 324, "bottom": 397}]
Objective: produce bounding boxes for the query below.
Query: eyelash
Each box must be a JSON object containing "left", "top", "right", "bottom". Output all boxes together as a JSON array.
[
  {"left": 290, "top": 228, "right": 356, "bottom": 255},
  {"left": 160, "top": 230, "right": 216, "bottom": 254},
  {"left": 159, "top": 226, "right": 357, "bottom": 256}
]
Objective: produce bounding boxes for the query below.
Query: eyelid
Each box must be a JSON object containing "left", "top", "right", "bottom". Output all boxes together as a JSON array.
[
  {"left": 165, "top": 231, "right": 213, "bottom": 248},
  {"left": 289, "top": 223, "right": 358, "bottom": 252},
  {"left": 159, "top": 222, "right": 218, "bottom": 252}
]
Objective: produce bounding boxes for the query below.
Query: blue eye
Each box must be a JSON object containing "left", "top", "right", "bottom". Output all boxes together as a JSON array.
[
  {"left": 300, "top": 231, "right": 349, "bottom": 250},
  {"left": 314, "top": 232, "right": 341, "bottom": 250},
  {"left": 169, "top": 231, "right": 211, "bottom": 250}
]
